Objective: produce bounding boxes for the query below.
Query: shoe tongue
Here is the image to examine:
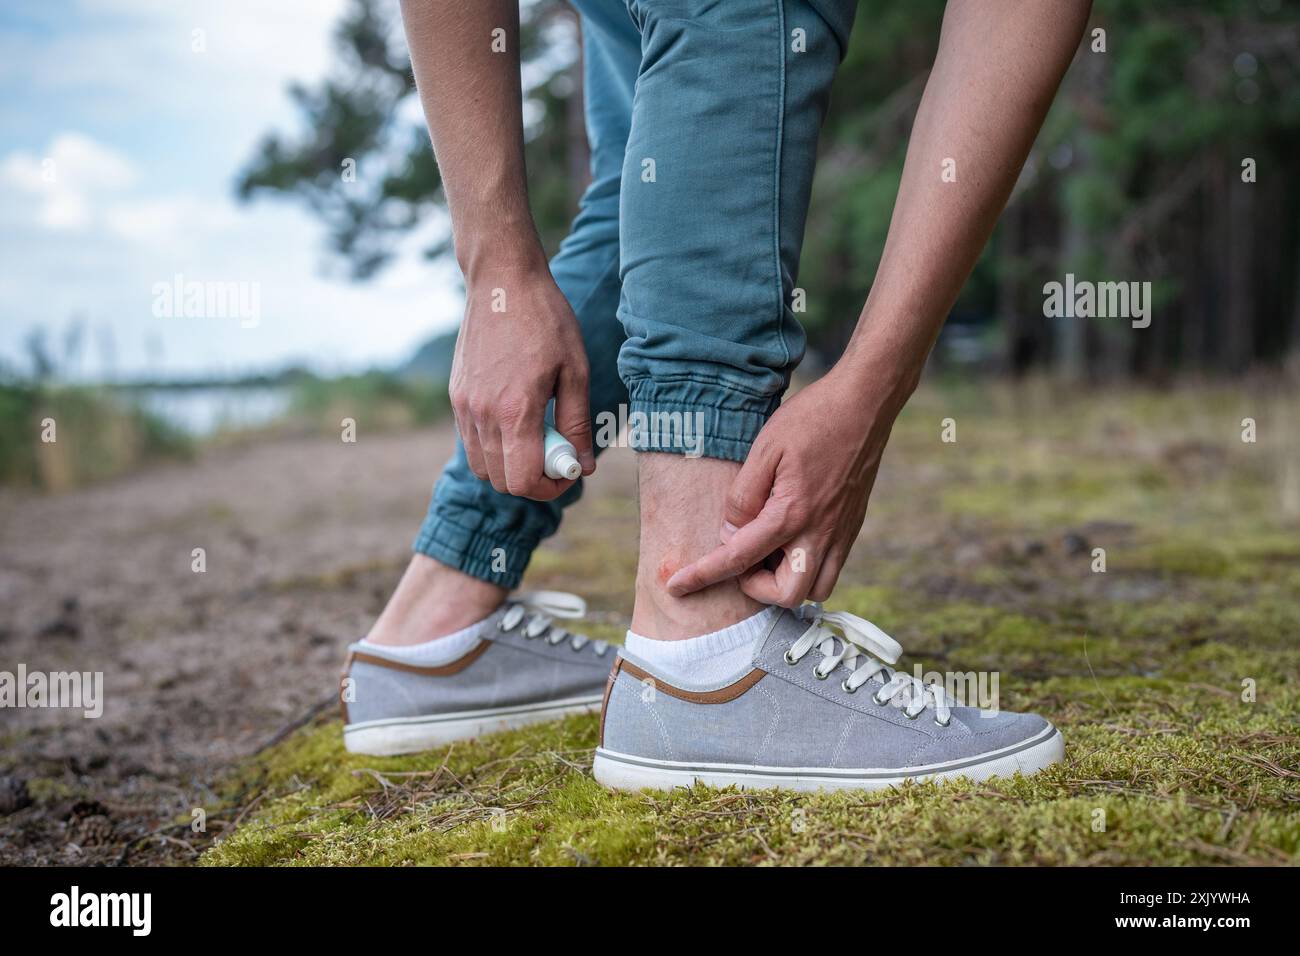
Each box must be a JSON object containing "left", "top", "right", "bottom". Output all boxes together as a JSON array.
[
  {"left": 793, "top": 602, "right": 822, "bottom": 622},
  {"left": 758, "top": 609, "right": 901, "bottom": 689},
  {"left": 815, "top": 634, "right": 895, "bottom": 686}
]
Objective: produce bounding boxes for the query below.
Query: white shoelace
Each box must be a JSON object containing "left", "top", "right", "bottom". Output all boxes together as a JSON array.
[
  {"left": 786, "top": 605, "right": 952, "bottom": 726},
  {"left": 498, "top": 590, "right": 610, "bottom": 657}
]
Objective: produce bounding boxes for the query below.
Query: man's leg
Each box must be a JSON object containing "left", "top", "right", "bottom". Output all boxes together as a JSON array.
[
  {"left": 340, "top": 6, "right": 645, "bottom": 756},
  {"left": 595, "top": 1, "right": 1066, "bottom": 792},
  {"left": 619, "top": 0, "right": 857, "bottom": 641},
  {"left": 367, "top": 4, "right": 642, "bottom": 646},
  {"left": 632, "top": 455, "right": 763, "bottom": 640}
]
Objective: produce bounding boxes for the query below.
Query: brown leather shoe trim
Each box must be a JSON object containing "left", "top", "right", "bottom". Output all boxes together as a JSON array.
[
  {"left": 339, "top": 650, "right": 355, "bottom": 724},
  {"left": 598, "top": 658, "right": 623, "bottom": 747},
  {"left": 616, "top": 659, "right": 764, "bottom": 704},
  {"left": 348, "top": 640, "right": 491, "bottom": 677}
]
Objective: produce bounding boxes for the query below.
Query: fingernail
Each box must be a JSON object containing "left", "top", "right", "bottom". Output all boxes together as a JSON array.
[{"left": 720, "top": 521, "right": 737, "bottom": 542}]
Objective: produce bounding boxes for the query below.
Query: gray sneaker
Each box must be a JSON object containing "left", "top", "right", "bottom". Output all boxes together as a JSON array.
[
  {"left": 341, "top": 591, "right": 613, "bottom": 755},
  {"left": 594, "top": 605, "right": 1063, "bottom": 791}
]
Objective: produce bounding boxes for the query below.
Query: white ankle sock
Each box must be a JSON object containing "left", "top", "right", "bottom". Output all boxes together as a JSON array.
[
  {"left": 624, "top": 606, "right": 779, "bottom": 685},
  {"left": 360, "top": 611, "right": 492, "bottom": 665}
]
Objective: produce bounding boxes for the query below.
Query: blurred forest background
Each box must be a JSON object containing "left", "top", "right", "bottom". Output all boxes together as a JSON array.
[
  {"left": 4, "top": 0, "right": 1298, "bottom": 489},
  {"left": 239, "top": 0, "right": 1300, "bottom": 380}
]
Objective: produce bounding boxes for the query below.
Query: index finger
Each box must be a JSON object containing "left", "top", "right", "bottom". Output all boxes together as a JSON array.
[{"left": 665, "top": 506, "right": 789, "bottom": 597}]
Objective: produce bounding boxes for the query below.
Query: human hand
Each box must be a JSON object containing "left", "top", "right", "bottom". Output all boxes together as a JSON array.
[
  {"left": 449, "top": 261, "right": 595, "bottom": 500},
  {"left": 665, "top": 367, "right": 901, "bottom": 605}
]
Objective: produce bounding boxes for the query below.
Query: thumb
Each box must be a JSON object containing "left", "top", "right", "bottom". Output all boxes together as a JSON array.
[
  {"left": 723, "top": 442, "right": 778, "bottom": 530},
  {"left": 554, "top": 366, "right": 595, "bottom": 473}
]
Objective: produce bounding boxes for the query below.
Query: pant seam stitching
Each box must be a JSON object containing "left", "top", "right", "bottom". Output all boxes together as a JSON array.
[
  {"left": 626, "top": 396, "right": 778, "bottom": 414},
  {"left": 772, "top": 0, "right": 789, "bottom": 368},
  {"left": 622, "top": 370, "right": 777, "bottom": 402},
  {"left": 417, "top": 514, "right": 542, "bottom": 547}
]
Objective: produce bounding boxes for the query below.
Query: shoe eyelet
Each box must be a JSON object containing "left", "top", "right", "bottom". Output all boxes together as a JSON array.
[
  {"left": 934, "top": 716, "right": 951, "bottom": 728},
  {"left": 871, "top": 692, "right": 889, "bottom": 706},
  {"left": 840, "top": 679, "right": 858, "bottom": 694},
  {"left": 814, "top": 668, "right": 829, "bottom": 681},
  {"left": 783, "top": 650, "right": 799, "bottom": 665},
  {"left": 904, "top": 709, "right": 922, "bottom": 720}
]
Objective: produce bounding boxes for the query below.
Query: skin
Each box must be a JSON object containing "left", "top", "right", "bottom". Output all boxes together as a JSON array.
[
  {"left": 373, "top": 0, "right": 1093, "bottom": 645},
  {"left": 365, "top": 552, "right": 505, "bottom": 646},
  {"left": 631, "top": 454, "right": 764, "bottom": 641}
]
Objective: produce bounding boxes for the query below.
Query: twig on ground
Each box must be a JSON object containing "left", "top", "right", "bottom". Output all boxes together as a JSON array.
[{"left": 253, "top": 694, "right": 337, "bottom": 756}]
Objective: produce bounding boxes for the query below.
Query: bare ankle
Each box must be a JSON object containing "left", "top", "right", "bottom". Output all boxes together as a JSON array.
[
  {"left": 631, "top": 452, "right": 765, "bottom": 641},
  {"left": 366, "top": 554, "right": 507, "bottom": 646},
  {"left": 631, "top": 576, "right": 763, "bottom": 641}
]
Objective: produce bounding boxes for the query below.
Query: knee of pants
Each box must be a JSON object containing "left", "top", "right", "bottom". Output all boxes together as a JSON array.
[{"left": 616, "top": 0, "right": 851, "bottom": 461}]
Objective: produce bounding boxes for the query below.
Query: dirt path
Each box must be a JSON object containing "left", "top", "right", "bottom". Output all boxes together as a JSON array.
[{"left": 1, "top": 425, "right": 640, "bottom": 864}]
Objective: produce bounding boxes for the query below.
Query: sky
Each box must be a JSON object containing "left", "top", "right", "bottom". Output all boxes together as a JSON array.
[{"left": 0, "top": 0, "right": 464, "bottom": 381}]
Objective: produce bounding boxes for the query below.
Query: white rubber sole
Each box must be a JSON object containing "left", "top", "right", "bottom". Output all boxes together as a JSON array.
[
  {"left": 343, "top": 693, "right": 604, "bottom": 756},
  {"left": 593, "top": 725, "right": 1064, "bottom": 792}
]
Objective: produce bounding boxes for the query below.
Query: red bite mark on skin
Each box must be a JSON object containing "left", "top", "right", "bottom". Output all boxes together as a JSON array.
[{"left": 656, "top": 557, "right": 680, "bottom": 588}]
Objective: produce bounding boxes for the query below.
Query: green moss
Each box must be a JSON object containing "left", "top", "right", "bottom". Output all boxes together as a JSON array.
[
  {"left": 23, "top": 777, "right": 77, "bottom": 804},
  {"left": 203, "top": 679, "right": 1298, "bottom": 866},
  {"left": 202, "top": 383, "right": 1300, "bottom": 866},
  {"left": 1118, "top": 541, "right": 1232, "bottom": 578},
  {"left": 203, "top": 608, "right": 1299, "bottom": 867},
  {"left": 824, "top": 585, "right": 906, "bottom": 621},
  {"left": 1217, "top": 594, "right": 1300, "bottom": 646}
]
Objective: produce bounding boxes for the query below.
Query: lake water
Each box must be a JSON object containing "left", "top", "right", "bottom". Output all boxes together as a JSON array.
[{"left": 130, "top": 386, "right": 292, "bottom": 437}]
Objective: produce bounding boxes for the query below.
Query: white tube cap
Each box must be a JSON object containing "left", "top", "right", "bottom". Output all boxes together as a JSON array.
[{"left": 551, "top": 451, "right": 581, "bottom": 481}]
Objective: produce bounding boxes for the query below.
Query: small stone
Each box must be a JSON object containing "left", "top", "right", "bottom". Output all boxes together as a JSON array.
[
  {"left": 0, "top": 776, "right": 31, "bottom": 815},
  {"left": 1008, "top": 538, "right": 1046, "bottom": 561},
  {"left": 1063, "top": 531, "right": 1091, "bottom": 555},
  {"left": 67, "top": 798, "right": 110, "bottom": 821},
  {"left": 71, "top": 814, "right": 114, "bottom": 847}
]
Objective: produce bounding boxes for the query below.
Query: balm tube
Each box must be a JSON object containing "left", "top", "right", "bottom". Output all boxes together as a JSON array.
[{"left": 543, "top": 425, "right": 582, "bottom": 480}]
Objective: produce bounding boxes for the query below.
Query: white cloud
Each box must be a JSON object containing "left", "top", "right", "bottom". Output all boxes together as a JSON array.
[
  {"left": 0, "top": 0, "right": 460, "bottom": 380},
  {"left": 104, "top": 196, "right": 242, "bottom": 243},
  {"left": 0, "top": 1, "right": 348, "bottom": 112},
  {"left": 2, "top": 131, "right": 139, "bottom": 230}
]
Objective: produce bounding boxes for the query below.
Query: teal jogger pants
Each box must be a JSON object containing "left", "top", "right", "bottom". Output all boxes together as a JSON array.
[{"left": 415, "top": 0, "right": 858, "bottom": 587}]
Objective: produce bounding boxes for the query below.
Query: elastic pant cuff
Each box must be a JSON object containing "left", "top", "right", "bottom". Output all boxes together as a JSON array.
[
  {"left": 623, "top": 378, "right": 780, "bottom": 464},
  {"left": 413, "top": 513, "right": 540, "bottom": 590}
]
